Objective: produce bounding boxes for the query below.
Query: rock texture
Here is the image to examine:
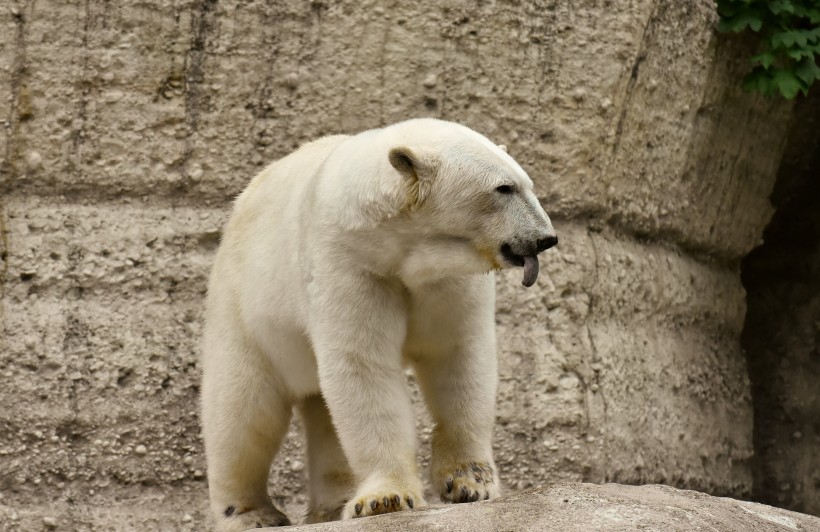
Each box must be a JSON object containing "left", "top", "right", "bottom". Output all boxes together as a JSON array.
[
  {"left": 0, "top": 1, "right": 798, "bottom": 531},
  {"left": 274, "top": 483, "right": 820, "bottom": 532},
  {"left": 742, "top": 89, "right": 820, "bottom": 516}
]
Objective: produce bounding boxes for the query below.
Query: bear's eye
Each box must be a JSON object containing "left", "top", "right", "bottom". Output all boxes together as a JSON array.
[{"left": 495, "top": 185, "right": 514, "bottom": 194}]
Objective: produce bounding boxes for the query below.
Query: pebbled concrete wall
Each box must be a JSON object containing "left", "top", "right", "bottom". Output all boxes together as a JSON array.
[{"left": 0, "top": 0, "right": 793, "bottom": 530}]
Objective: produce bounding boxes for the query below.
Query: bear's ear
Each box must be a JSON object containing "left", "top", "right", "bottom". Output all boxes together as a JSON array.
[
  {"left": 389, "top": 146, "right": 438, "bottom": 212},
  {"left": 388, "top": 146, "right": 437, "bottom": 182}
]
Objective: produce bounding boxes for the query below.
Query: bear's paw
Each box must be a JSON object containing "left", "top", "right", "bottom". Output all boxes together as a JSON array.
[
  {"left": 342, "top": 487, "right": 425, "bottom": 519},
  {"left": 438, "top": 461, "right": 500, "bottom": 503},
  {"left": 217, "top": 505, "right": 290, "bottom": 531}
]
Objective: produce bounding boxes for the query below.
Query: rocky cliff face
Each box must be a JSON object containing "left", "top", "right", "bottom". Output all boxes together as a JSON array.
[{"left": 0, "top": 1, "right": 799, "bottom": 530}]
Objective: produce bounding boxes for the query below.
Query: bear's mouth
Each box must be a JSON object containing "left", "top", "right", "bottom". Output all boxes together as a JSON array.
[
  {"left": 500, "top": 244, "right": 540, "bottom": 288},
  {"left": 500, "top": 244, "right": 525, "bottom": 267}
]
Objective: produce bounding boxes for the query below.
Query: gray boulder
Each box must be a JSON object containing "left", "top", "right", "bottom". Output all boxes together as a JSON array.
[{"left": 268, "top": 483, "right": 820, "bottom": 532}]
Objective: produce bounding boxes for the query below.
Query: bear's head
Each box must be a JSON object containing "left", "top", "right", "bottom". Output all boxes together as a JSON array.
[{"left": 387, "top": 121, "right": 557, "bottom": 288}]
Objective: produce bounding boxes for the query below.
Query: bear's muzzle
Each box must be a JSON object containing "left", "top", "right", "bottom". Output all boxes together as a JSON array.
[{"left": 501, "top": 234, "right": 558, "bottom": 287}]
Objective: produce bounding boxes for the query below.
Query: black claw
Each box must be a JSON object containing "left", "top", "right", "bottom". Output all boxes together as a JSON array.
[
  {"left": 255, "top": 523, "right": 262, "bottom": 528},
  {"left": 460, "top": 485, "right": 468, "bottom": 498},
  {"left": 472, "top": 490, "right": 480, "bottom": 502},
  {"left": 446, "top": 478, "right": 454, "bottom": 493},
  {"left": 393, "top": 494, "right": 401, "bottom": 506},
  {"left": 484, "top": 491, "right": 490, "bottom": 501},
  {"left": 407, "top": 497, "right": 414, "bottom": 509},
  {"left": 224, "top": 505, "right": 235, "bottom": 517},
  {"left": 370, "top": 500, "right": 378, "bottom": 511},
  {"left": 383, "top": 496, "right": 389, "bottom": 508},
  {"left": 355, "top": 503, "right": 362, "bottom": 515}
]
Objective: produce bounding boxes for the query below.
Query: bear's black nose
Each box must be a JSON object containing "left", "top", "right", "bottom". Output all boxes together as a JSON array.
[{"left": 536, "top": 235, "right": 558, "bottom": 253}]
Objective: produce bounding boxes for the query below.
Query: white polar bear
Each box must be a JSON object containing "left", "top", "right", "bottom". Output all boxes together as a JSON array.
[{"left": 200, "top": 118, "right": 557, "bottom": 530}]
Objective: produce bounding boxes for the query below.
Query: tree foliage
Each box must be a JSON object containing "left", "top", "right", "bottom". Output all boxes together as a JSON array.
[{"left": 717, "top": 0, "right": 820, "bottom": 98}]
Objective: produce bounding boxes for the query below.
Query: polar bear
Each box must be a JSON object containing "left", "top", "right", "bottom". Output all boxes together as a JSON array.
[{"left": 200, "top": 118, "right": 557, "bottom": 530}]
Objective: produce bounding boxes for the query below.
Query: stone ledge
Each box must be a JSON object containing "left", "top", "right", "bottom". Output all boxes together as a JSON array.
[{"left": 270, "top": 483, "right": 820, "bottom": 532}]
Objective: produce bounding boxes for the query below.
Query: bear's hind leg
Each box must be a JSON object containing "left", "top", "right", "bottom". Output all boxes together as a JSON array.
[
  {"left": 201, "top": 333, "right": 293, "bottom": 531},
  {"left": 300, "top": 394, "right": 355, "bottom": 523}
]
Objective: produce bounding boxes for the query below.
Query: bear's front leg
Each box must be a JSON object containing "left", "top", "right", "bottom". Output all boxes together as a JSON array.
[
  {"left": 410, "top": 277, "right": 501, "bottom": 504},
  {"left": 308, "top": 270, "right": 426, "bottom": 519},
  {"left": 415, "top": 348, "right": 501, "bottom": 503}
]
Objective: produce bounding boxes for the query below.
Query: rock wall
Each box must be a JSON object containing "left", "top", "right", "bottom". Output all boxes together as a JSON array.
[
  {"left": 0, "top": 1, "right": 793, "bottom": 530},
  {"left": 742, "top": 89, "right": 820, "bottom": 516}
]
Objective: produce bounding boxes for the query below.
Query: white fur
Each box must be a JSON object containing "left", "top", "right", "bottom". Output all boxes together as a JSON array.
[{"left": 201, "top": 119, "right": 555, "bottom": 529}]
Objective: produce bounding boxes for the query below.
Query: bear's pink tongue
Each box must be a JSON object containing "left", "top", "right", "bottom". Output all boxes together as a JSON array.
[{"left": 521, "top": 255, "right": 539, "bottom": 288}]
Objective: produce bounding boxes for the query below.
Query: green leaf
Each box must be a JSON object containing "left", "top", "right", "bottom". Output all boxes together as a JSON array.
[
  {"left": 787, "top": 43, "right": 820, "bottom": 60},
  {"left": 788, "top": 48, "right": 811, "bottom": 60},
  {"left": 769, "top": 0, "right": 795, "bottom": 15},
  {"left": 792, "top": 5, "right": 811, "bottom": 18},
  {"left": 773, "top": 30, "right": 813, "bottom": 48},
  {"left": 749, "top": 16, "right": 763, "bottom": 32},
  {"left": 719, "top": 12, "right": 764, "bottom": 33},
  {"left": 772, "top": 69, "right": 804, "bottom": 99},
  {"left": 742, "top": 67, "right": 774, "bottom": 94},
  {"left": 795, "top": 57, "right": 820, "bottom": 84},
  {"left": 772, "top": 31, "right": 799, "bottom": 48},
  {"left": 717, "top": 2, "right": 739, "bottom": 18},
  {"left": 718, "top": 0, "right": 820, "bottom": 98},
  {"left": 752, "top": 51, "right": 777, "bottom": 68}
]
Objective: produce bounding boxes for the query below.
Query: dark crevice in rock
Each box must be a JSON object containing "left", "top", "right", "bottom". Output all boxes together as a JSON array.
[
  {"left": 741, "top": 88, "right": 820, "bottom": 517},
  {"left": 175, "top": 0, "right": 218, "bottom": 181}
]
